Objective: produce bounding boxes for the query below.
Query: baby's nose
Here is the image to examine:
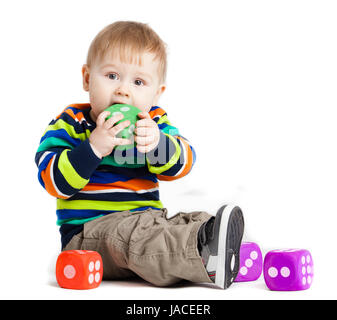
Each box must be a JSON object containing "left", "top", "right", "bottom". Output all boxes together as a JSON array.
[{"left": 115, "top": 83, "right": 130, "bottom": 97}]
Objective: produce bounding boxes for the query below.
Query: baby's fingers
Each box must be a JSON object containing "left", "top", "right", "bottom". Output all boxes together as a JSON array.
[
  {"left": 96, "top": 111, "right": 111, "bottom": 127},
  {"left": 113, "top": 137, "right": 132, "bottom": 146},
  {"left": 135, "top": 134, "right": 155, "bottom": 146},
  {"left": 108, "top": 119, "right": 131, "bottom": 137},
  {"left": 136, "top": 142, "right": 157, "bottom": 154},
  {"left": 104, "top": 113, "right": 125, "bottom": 129},
  {"left": 134, "top": 126, "right": 154, "bottom": 137}
]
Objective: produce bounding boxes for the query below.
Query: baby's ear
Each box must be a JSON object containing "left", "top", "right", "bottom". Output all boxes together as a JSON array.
[
  {"left": 158, "top": 84, "right": 166, "bottom": 95},
  {"left": 154, "top": 84, "right": 166, "bottom": 104},
  {"left": 82, "top": 64, "right": 90, "bottom": 91}
]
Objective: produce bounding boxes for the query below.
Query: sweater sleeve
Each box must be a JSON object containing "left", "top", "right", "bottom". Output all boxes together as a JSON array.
[
  {"left": 35, "top": 106, "right": 102, "bottom": 199},
  {"left": 145, "top": 106, "right": 196, "bottom": 181}
]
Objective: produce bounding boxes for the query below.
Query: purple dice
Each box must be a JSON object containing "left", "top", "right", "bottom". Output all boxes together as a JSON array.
[
  {"left": 263, "top": 249, "right": 314, "bottom": 291},
  {"left": 235, "top": 242, "right": 263, "bottom": 282}
]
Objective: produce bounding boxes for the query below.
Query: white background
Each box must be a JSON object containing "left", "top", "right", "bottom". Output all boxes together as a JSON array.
[{"left": 0, "top": 0, "right": 336, "bottom": 300}]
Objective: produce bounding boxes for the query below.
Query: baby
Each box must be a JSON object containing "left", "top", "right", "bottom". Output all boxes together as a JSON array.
[{"left": 35, "top": 21, "right": 244, "bottom": 289}]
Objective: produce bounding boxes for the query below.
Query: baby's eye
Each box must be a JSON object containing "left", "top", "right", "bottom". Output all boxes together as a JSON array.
[
  {"left": 107, "top": 73, "right": 118, "bottom": 80},
  {"left": 134, "top": 79, "right": 144, "bottom": 86}
]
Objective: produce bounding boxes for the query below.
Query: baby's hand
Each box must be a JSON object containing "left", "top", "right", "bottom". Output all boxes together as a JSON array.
[
  {"left": 134, "top": 112, "right": 160, "bottom": 153},
  {"left": 89, "top": 110, "right": 132, "bottom": 158}
]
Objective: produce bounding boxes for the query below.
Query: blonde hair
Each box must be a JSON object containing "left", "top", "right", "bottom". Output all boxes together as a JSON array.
[{"left": 86, "top": 21, "right": 167, "bottom": 82}]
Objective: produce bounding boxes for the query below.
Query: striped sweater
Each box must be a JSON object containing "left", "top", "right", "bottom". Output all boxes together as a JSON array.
[{"left": 35, "top": 103, "right": 196, "bottom": 246}]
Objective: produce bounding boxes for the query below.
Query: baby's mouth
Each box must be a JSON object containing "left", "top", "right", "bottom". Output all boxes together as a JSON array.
[{"left": 111, "top": 101, "right": 127, "bottom": 106}]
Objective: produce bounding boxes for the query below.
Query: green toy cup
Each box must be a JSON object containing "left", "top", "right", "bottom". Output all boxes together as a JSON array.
[{"left": 104, "top": 104, "right": 142, "bottom": 151}]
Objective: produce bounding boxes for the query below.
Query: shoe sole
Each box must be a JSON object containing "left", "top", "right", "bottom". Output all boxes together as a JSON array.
[{"left": 214, "top": 204, "right": 244, "bottom": 289}]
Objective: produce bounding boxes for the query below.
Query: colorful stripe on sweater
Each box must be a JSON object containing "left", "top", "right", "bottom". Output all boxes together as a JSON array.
[{"left": 35, "top": 104, "right": 196, "bottom": 227}]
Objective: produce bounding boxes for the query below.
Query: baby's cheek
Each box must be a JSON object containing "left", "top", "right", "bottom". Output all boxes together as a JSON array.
[
  {"left": 133, "top": 95, "right": 153, "bottom": 113},
  {"left": 89, "top": 92, "right": 109, "bottom": 114},
  {"left": 134, "top": 104, "right": 150, "bottom": 113}
]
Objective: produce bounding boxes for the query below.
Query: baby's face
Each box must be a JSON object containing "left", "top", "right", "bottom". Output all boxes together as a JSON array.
[{"left": 82, "top": 51, "right": 166, "bottom": 121}]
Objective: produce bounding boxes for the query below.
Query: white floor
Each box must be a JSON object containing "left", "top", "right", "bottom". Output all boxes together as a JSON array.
[
  {"left": 0, "top": 259, "right": 330, "bottom": 300},
  {"left": 1, "top": 181, "right": 335, "bottom": 300}
]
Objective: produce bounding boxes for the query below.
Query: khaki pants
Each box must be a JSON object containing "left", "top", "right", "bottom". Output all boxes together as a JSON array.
[{"left": 64, "top": 208, "right": 213, "bottom": 287}]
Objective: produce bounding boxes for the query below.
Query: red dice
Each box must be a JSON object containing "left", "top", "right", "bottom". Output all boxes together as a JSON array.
[{"left": 56, "top": 250, "right": 103, "bottom": 290}]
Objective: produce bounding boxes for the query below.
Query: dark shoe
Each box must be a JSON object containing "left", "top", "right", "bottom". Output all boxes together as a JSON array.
[{"left": 198, "top": 204, "right": 244, "bottom": 289}]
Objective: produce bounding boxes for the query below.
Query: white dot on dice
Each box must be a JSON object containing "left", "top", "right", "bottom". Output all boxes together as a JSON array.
[
  {"left": 95, "top": 272, "right": 100, "bottom": 283},
  {"left": 250, "top": 251, "right": 258, "bottom": 260},
  {"left": 89, "top": 261, "right": 94, "bottom": 272},
  {"left": 120, "top": 106, "right": 130, "bottom": 112},
  {"left": 280, "top": 267, "right": 290, "bottom": 277},
  {"left": 64, "top": 265, "right": 76, "bottom": 279},
  {"left": 268, "top": 267, "right": 278, "bottom": 278},
  {"left": 302, "top": 266, "right": 306, "bottom": 275},
  {"left": 245, "top": 259, "right": 253, "bottom": 268},
  {"left": 240, "top": 266, "right": 248, "bottom": 275},
  {"left": 95, "top": 260, "right": 100, "bottom": 271},
  {"left": 88, "top": 273, "right": 94, "bottom": 284}
]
